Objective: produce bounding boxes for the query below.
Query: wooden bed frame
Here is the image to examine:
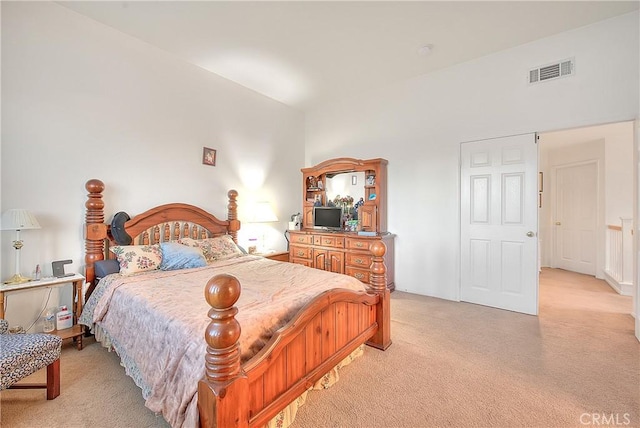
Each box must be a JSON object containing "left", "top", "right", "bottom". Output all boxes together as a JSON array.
[{"left": 83, "top": 179, "right": 391, "bottom": 428}]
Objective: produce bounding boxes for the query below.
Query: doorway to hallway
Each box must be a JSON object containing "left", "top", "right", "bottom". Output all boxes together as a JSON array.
[
  {"left": 539, "top": 268, "right": 633, "bottom": 328},
  {"left": 538, "top": 121, "right": 634, "bottom": 285}
]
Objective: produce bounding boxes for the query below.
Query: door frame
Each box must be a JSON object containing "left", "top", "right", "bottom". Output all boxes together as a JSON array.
[
  {"left": 634, "top": 118, "right": 640, "bottom": 342},
  {"left": 549, "top": 159, "right": 605, "bottom": 278}
]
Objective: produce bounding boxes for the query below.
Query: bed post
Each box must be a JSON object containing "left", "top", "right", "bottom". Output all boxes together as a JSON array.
[
  {"left": 227, "top": 190, "right": 240, "bottom": 244},
  {"left": 84, "top": 179, "right": 107, "bottom": 299},
  {"left": 198, "top": 274, "right": 249, "bottom": 428},
  {"left": 367, "top": 240, "right": 392, "bottom": 350}
]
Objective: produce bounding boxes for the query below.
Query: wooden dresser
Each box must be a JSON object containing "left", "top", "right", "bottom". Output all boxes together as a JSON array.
[{"left": 289, "top": 230, "right": 395, "bottom": 291}]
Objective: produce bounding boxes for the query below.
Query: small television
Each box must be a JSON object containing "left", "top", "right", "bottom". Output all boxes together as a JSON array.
[{"left": 313, "top": 206, "right": 343, "bottom": 230}]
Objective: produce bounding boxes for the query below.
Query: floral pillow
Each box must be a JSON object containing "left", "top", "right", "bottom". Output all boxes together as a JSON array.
[
  {"left": 110, "top": 244, "right": 162, "bottom": 275},
  {"left": 179, "top": 235, "right": 244, "bottom": 263}
]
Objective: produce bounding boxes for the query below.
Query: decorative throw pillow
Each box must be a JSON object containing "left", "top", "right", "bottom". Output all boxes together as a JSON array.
[
  {"left": 110, "top": 244, "right": 162, "bottom": 275},
  {"left": 95, "top": 259, "right": 120, "bottom": 280},
  {"left": 179, "top": 235, "right": 244, "bottom": 262},
  {"left": 159, "top": 242, "right": 207, "bottom": 271}
]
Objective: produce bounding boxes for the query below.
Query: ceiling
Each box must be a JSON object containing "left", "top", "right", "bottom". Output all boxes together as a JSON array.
[{"left": 58, "top": 1, "right": 639, "bottom": 112}]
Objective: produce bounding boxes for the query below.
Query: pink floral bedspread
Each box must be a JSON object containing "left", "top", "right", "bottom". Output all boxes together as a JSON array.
[{"left": 84, "top": 255, "right": 366, "bottom": 428}]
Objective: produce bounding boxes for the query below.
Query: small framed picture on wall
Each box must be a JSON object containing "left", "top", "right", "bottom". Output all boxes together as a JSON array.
[{"left": 203, "top": 147, "right": 216, "bottom": 166}]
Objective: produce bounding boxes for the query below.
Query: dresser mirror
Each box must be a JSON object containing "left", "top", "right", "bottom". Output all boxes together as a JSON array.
[
  {"left": 302, "top": 157, "right": 387, "bottom": 233},
  {"left": 325, "top": 172, "right": 365, "bottom": 205}
]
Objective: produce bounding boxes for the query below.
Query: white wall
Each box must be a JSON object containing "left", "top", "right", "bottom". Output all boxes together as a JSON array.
[
  {"left": 1, "top": 2, "right": 304, "bottom": 330},
  {"left": 306, "top": 12, "right": 639, "bottom": 299},
  {"left": 604, "top": 123, "right": 636, "bottom": 224}
]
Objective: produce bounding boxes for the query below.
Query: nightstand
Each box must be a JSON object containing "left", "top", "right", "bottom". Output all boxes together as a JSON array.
[
  {"left": 259, "top": 251, "right": 290, "bottom": 262},
  {"left": 0, "top": 273, "right": 85, "bottom": 350}
]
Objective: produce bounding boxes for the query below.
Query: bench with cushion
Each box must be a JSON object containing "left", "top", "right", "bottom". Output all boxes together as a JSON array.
[{"left": 0, "top": 319, "right": 62, "bottom": 399}]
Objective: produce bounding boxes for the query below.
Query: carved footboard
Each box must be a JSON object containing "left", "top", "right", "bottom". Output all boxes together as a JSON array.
[{"left": 198, "top": 242, "right": 391, "bottom": 428}]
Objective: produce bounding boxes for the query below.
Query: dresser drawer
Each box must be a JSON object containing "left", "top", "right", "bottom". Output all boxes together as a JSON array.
[
  {"left": 313, "top": 235, "right": 344, "bottom": 248},
  {"left": 345, "top": 252, "right": 372, "bottom": 269},
  {"left": 290, "top": 245, "right": 312, "bottom": 260},
  {"left": 345, "top": 267, "right": 370, "bottom": 284},
  {"left": 290, "top": 234, "right": 313, "bottom": 245},
  {"left": 345, "top": 237, "right": 373, "bottom": 251}
]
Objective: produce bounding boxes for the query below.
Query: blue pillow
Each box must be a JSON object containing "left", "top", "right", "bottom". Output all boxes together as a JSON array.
[
  {"left": 159, "top": 242, "right": 207, "bottom": 271},
  {"left": 95, "top": 259, "right": 120, "bottom": 280}
]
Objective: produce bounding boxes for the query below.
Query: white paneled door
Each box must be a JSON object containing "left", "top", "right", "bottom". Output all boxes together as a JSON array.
[
  {"left": 553, "top": 162, "right": 597, "bottom": 275},
  {"left": 460, "top": 134, "right": 539, "bottom": 315}
]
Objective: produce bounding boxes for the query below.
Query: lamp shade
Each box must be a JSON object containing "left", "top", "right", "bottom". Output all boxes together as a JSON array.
[
  {"left": 251, "top": 202, "right": 278, "bottom": 223},
  {"left": 1, "top": 209, "right": 41, "bottom": 231}
]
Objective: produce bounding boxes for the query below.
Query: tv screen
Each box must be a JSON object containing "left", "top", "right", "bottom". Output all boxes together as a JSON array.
[{"left": 313, "top": 206, "right": 343, "bottom": 230}]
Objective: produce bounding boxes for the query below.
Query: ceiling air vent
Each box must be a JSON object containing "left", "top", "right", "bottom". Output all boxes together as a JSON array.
[{"left": 529, "top": 58, "right": 574, "bottom": 84}]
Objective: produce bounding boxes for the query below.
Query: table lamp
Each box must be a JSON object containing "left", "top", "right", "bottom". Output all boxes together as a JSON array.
[
  {"left": 1, "top": 209, "right": 41, "bottom": 284},
  {"left": 250, "top": 202, "right": 278, "bottom": 253}
]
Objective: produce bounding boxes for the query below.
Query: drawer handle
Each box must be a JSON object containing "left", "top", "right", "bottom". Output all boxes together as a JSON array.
[
  {"left": 354, "top": 258, "right": 364, "bottom": 264},
  {"left": 355, "top": 242, "right": 364, "bottom": 248},
  {"left": 297, "top": 251, "right": 305, "bottom": 257},
  {"left": 324, "top": 240, "right": 331, "bottom": 244},
  {"left": 297, "top": 238, "right": 305, "bottom": 242},
  {"left": 354, "top": 273, "right": 365, "bottom": 279}
]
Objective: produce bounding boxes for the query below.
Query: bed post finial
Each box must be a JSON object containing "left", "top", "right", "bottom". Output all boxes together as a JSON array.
[
  {"left": 369, "top": 241, "right": 387, "bottom": 292},
  {"left": 203, "top": 274, "right": 242, "bottom": 382},
  {"left": 85, "top": 179, "right": 107, "bottom": 299},
  {"left": 227, "top": 190, "right": 240, "bottom": 243},
  {"left": 367, "top": 240, "right": 391, "bottom": 350},
  {"left": 199, "top": 274, "right": 248, "bottom": 428}
]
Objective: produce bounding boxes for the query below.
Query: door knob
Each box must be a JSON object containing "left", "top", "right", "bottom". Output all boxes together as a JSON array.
[
  {"left": 555, "top": 222, "right": 561, "bottom": 225},
  {"left": 526, "top": 231, "right": 535, "bottom": 237}
]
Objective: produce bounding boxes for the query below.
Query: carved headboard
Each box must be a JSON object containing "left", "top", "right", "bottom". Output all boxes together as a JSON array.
[{"left": 83, "top": 179, "right": 240, "bottom": 298}]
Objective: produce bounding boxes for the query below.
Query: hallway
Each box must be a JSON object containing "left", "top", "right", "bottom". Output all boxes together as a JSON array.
[{"left": 539, "top": 267, "right": 634, "bottom": 335}]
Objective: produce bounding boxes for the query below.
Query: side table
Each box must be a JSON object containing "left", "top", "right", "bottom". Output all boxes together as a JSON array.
[
  {"left": 258, "top": 251, "right": 290, "bottom": 262},
  {"left": 0, "top": 273, "right": 85, "bottom": 350}
]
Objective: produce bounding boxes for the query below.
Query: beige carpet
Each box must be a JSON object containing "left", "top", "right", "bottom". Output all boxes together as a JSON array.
[{"left": 2, "top": 268, "right": 638, "bottom": 427}]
